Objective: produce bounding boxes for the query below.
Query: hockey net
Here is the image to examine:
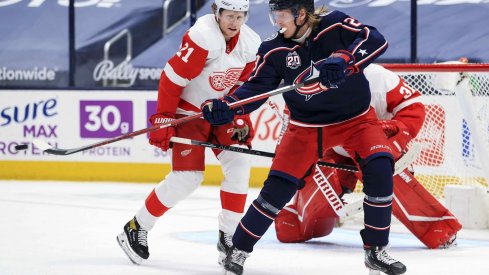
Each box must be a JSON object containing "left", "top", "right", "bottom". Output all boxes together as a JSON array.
[{"left": 377, "top": 63, "right": 489, "bottom": 198}]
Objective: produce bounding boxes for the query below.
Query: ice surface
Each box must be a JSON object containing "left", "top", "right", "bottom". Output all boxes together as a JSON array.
[{"left": 1, "top": 180, "right": 488, "bottom": 275}]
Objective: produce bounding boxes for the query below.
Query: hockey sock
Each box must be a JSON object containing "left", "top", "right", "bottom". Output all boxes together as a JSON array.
[
  {"left": 361, "top": 157, "right": 394, "bottom": 246},
  {"left": 233, "top": 175, "right": 297, "bottom": 252}
]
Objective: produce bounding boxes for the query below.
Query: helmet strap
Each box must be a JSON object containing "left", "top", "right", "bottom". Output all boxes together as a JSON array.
[{"left": 291, "top": 12, "right": 308, "bottom": 40}]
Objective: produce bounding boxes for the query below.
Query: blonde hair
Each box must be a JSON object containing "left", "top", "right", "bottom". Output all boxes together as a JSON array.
[
  {"left": 211, "top": 3, "right": 218, "bottom": 14},
  {"left": 308, "top": 6, "right": 329, "bottom": 30}
]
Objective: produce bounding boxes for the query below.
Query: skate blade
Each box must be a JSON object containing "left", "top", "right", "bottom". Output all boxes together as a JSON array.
[
  {"left": 218, "top": 252, "right": 226, "bottom": 266},
  {"left": 223, "top": 269, "right": 239, "bottom": 275},
  {"left": 368, "top": 269, "right": 381, "bottom": 275},
  {"left": 117, "top": 232, "right": 143, "bottom": 265}
]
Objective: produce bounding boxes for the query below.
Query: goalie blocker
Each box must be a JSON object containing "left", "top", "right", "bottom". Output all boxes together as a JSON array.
[{"left": 274, "top": 152, "right": 462, "bottom": 249}]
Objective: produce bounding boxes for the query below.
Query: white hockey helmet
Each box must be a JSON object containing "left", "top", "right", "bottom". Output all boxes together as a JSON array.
[{"left": 214, "top": 0, "right": 249, "bottom": 13}]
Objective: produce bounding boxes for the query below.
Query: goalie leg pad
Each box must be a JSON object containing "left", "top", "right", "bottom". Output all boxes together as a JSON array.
[
  {"left": 392, "top": 170, "right": 462, "bottom": 249},
  {"left": 233, "top": 175, "right": 298, "bottom": 252},
  {"left": 274, "top": 205, "right": 304, "bottom": 243},
  {"left": 275, "top": 164, "right": 342, "bottom": 243}
]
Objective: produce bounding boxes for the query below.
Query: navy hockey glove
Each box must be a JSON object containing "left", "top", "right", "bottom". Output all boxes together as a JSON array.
[
  {"left": 319, "top": 50, "right": 356, "bottom": 88},
  {"left": 201, "top": 98, "right": 235, "bottom": 126}
]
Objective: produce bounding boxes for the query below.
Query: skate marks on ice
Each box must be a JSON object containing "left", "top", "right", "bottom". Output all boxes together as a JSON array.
[{"left": 176, "top": 227, "right": 489, "bottom": 251}]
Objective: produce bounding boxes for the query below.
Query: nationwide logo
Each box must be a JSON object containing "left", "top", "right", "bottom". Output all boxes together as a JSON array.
[
  {"left": 93, "top": 60, "right": 162, "bottom": 87},
  {"left": 0, "top": 67, "right": 57, "bottom": 81},
  {"left": 0, "top": 0, "right": 121, "bottom": 8},
  {"left": 293, "top": 60, "right": 328, "bottom": 101},
  {"left": 208, "top": 68, "right": 243, "bottom": 92}
]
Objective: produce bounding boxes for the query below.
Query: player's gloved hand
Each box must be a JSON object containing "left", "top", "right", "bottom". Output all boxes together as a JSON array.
[
  {"left": 231, "top": 115, "right": 255, "bottom": 145},
  {"left": 379, "top": 120, "right": 412, "bottom": 159},
  {"left": 319, "top": 50, "right": 356, "bottom": 88},
  {"left": 149, "top": 113, "right": 176, "bottom": 151},
  {"left": 201, "top": 98, "right": 235, "bottom": 126}
]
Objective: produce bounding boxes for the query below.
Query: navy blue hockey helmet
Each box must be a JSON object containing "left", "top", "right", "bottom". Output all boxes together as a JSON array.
[{"left": 269, "top": 0, "right": 314, "bottom": 13}]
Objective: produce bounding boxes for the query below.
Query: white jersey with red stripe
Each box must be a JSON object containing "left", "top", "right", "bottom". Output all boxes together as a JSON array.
[
  {"left": 156, "top": 14, "right": 261, "bottom": 116},
  {"left": 333, "top": 64, "right": 424, "bottom": 156}
]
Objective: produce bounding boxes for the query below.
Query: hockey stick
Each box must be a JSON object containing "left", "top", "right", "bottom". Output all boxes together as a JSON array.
[
  {"left": 169, "top": 136, "right": 359, "bottom": 172},
  {"left": 169, "top": 137, "right": 421, "bottom": 175},
  {"left": 30, "top": 78, "right": 319, "bottom": 155}
]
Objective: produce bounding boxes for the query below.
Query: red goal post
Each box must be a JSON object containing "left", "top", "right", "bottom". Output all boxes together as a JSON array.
[{"left": 373, "top": 63, "right": 489, "bottom": 198}]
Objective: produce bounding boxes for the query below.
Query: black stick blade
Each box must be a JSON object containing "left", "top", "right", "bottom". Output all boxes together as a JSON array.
[{"left": 14, "top": 144, "right": 28, "bottom": 151}]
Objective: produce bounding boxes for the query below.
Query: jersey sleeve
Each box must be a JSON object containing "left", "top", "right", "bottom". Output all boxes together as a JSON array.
[
  {"left": 386, "top": 78, "right": 426, "bottom": 137},
  {"left": 230, "top": 44, "right": 283, "bottom": 115},
  {"left": 333, "top": 11, "right": 388, "bottom": 71},
  {"left": 156, "top": 31, "right": 208, "bottom": 114}
]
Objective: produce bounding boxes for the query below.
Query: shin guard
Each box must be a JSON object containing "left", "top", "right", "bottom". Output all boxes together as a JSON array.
[{"left": 233, "top": 175, "right": 297, "bottom": 252}]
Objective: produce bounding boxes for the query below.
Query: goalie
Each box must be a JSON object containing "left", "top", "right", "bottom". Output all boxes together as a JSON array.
[{"left": 274, "top": 64, "right": 462, "bottom": 249}]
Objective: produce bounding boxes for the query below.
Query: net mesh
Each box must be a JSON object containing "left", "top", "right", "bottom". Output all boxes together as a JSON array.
[{"left": 356, "top": 64, "right": 489, "bottom": 198}]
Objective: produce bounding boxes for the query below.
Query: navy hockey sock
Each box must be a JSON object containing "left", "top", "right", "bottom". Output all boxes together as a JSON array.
[
  {"left": 361, "top": 157, "right": 394, "bottom": 246},
  {"left": 233, "top": 175, "right": 297, "bottom": 252}
]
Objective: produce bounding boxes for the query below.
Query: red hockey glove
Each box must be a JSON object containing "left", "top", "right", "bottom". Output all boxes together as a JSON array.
[
  {"left": 149, "top": 113, "right": 176, "bottom": 151},
  {"left": 231, "top": 115, "right": 255, "bottom": 145},
  {"left": 319, "top": 50, "right": 357, "bottom": 88},
  {"left": 379, "top": 120, "right": 413, "bottom": 159}
]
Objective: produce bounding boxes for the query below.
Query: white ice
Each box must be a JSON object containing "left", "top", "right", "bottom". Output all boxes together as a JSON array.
[{"left": 1, "top": 180, "right": 489, "bottom": 275}]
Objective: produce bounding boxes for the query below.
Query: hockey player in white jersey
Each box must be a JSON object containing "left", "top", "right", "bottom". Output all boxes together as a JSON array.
[{"left": 116, "top": 0, "right": 261, "bottom": 266}]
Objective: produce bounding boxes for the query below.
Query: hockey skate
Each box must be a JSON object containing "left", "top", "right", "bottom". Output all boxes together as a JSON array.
[
  {"left": 116, "top": 217, "right": 149, "bottom": 265},
  {"left": 217, "top": 230, "right": 233, "bottom": 266},
  {"left": 223, "top": 246, "right": 249, "bottom": 275},
  {"left": 364, "top": 246, "right": 406, "bottom": 275}
]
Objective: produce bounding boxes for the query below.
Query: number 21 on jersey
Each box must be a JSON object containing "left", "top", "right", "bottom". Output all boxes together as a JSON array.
[{"left": 176, "top": 42, "right": 194, "bottom": 63}]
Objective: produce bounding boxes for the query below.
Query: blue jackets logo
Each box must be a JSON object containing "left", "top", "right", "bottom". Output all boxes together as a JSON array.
[{"left": 293, "top": 60, "right": 327, "bottom": 101}]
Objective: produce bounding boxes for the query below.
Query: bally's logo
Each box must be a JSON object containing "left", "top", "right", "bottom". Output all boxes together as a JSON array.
[{"left": 294, "top": 60, "right": 328, "bottom": 101}]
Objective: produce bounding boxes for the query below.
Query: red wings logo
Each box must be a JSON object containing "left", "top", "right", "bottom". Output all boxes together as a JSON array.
[{"left": 209, "top": 68, "right": 243, "bottom": 92}]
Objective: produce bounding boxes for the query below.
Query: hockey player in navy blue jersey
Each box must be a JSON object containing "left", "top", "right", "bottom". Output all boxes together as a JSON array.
[{"left": 201, "top": 1, "right": 406, "bottom": 274}]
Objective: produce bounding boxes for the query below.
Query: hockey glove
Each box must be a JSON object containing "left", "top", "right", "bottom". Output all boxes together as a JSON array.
[
  {"left": 149, "top": 113, "right": 176, "bottom": 151},
  {"left": 379, "top": 120, "right": 413, "bottom": 159},
  {"left": 319, "top": 50, "right": 356, "bottom": 88},
  {"left": 201, "top": 98, "right": 235, "bottom": 126},
  {"left": 231, "top": 115, "right": 255, "bottom": 145}
]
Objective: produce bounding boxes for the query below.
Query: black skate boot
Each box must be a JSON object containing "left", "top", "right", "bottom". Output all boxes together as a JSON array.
[
  {"left": 223, "top": 246, "right": 249, "bottom": 275},
  {"left": 364, "top": 246, "right": 406, "bottom": 275},
  {"left": 116, "top": 217, "right": 149, "bottom": 265},
  {"left": 217, "top": 230, "right": 233, "bottom": 266}
]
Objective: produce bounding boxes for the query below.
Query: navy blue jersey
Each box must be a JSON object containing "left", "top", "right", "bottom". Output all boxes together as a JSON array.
[{"left": 232, "top": 10, "right": 388, "bottom": 125}]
